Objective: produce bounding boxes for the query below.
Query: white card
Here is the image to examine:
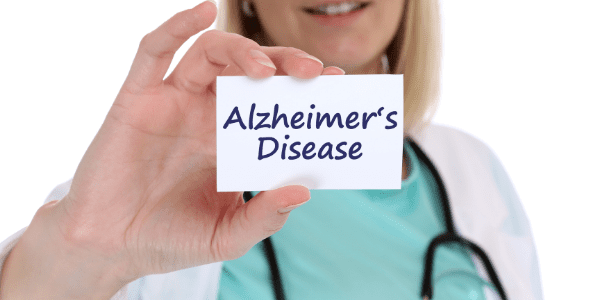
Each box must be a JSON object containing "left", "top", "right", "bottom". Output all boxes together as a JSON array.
[{"left": 216, "top": 75, "right": 403, "bottom": 191}]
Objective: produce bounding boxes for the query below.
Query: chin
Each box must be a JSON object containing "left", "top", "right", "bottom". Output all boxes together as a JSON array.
[
  {"left": 317, "top": 50, "right": 380, "bottom": 71},
  {"left": 304, "top": 34, "right": 382, "bottom": 70}
]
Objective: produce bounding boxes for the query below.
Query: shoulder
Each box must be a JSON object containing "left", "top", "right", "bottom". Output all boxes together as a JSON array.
[
  {"left": 414, "top": 124, "right": 519, "bottom": 207},
  {"left": 412, "top": 123, "right": 502, "bottom": 180},
  {"left": 413, "top": 123, "right": 496, "bottom": 159},
  {"left": 413, "top": 123, "right": 535, "bottom": 243},
  {"left": 415, "top": 124, "right": 543, "bottom": 299},
  {"left": 413, "top": 123, "right": 521, "bottom": 227}
]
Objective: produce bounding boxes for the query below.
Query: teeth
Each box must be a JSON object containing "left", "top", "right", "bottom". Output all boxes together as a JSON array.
[{"left": 315, "top": 2, "right": 361, "bottom": 15}]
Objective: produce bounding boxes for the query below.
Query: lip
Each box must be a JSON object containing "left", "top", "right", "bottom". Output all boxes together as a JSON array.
[{"left": 302, "top": 2, "right": 371, "bottom": 27}]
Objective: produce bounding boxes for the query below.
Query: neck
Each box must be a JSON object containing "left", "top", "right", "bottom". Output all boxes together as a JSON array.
[
  {"left": 342, "top": 56, "right": 383, "bottom": 75},
  {"left": 257, "top": 32, "right": 387, "bottom": 75}
]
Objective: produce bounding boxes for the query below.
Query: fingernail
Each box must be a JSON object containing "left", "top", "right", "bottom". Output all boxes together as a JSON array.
[
  {"left": 278, "top": 199, "right": 310, "bottom": 214},
  {"left": 296, "top": 53, "right": 323, "bottom": 66},
  {"left": 250, "top": 49, "right": 277, "bottom": 70},
  {"left": 205, "top": 0, "right": 217, "bottom": 6}
]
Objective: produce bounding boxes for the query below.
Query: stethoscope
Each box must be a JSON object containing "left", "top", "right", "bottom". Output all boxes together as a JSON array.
[{"left": 243, "top": 137, "right": 508, "bottom": 300}]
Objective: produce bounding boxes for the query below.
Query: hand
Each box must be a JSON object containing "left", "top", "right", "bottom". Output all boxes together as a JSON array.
[
  {"left": 62, "top": 0, "right": 344, "bottom": 276},
  {"left": 0, "top": 1, "right": 344, "bottom": 299}
]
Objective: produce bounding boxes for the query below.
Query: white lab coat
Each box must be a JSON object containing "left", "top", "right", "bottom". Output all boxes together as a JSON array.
[{"left": 0, "top": 124, "right": 543, "bottom": 299}]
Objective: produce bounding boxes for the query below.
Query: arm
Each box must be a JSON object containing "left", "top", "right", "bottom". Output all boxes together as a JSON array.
[
  {"left": 0, "top": 179, "right": 73, "bottom": 276},
  {"left": 0, "top": 1, "right": 327, "bottom": 298},
  {"left": 0, "top": 180, "right": 128, "bottom": 299},
  {"left": 0, "top": 199, "right": 129, "bottom": 299},
  {"left": 488, "top": 150, "right": 544, "bottom": 300}
]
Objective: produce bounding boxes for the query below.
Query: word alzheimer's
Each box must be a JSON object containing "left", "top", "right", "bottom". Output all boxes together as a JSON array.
[{"left": 222, "top": 103, "right": 399, "bottom": 160}]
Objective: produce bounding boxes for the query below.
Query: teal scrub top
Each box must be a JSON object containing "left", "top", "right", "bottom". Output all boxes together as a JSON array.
[{"left": 217, "top": 141, "right": 490, "bottom": 300}]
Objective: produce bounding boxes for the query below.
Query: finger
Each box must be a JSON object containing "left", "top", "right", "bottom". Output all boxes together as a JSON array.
[
  {"left": 321, "top": 66, "right": 346, "bottom": 75},
  {"left": 225, "top": 185, "right": 310, "bottom": 259},
  {"left": 218, "top": 51, "right": 329, "bottom": 78},
  {"left": 122, "top": 1, "right": 217, "bottom": 94},
  {"left": 260, "top": 47, "right": 325, "bottom": 78},
  {"left": 168, "top": 30, "right": 277, "bottom": 94}
]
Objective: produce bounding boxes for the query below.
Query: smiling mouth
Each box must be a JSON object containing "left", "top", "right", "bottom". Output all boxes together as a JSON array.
[{"left": 302, "top": 1, "right": 372, "bottom": 16}]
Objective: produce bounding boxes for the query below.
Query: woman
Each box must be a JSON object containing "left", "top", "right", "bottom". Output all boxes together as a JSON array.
[{"left": 0, "top": 0, "right": 542, "bottom": 299}]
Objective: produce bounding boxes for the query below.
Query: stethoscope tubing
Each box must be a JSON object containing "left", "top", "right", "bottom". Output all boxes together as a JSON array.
[{"left": 243, "top": 137, "right": 508, "bottom": 300}]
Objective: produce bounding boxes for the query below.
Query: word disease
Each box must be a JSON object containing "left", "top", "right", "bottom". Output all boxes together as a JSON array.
[{"left": 222, "top": 103, "right": 399, "bottom": 161}]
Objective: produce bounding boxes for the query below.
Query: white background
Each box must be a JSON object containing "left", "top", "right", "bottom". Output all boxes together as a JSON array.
[{"left": 1, "top": 0, "right": 598, "bottom": 298}]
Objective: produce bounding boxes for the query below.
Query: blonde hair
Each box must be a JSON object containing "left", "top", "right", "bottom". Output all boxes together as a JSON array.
[{"left": 217, "top": 0, "right": 441, "bottom": 134}]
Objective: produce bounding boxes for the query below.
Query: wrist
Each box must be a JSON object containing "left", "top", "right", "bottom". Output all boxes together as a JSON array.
[{"left": 1, "top": 199, "right": 134, "bottom": 299}]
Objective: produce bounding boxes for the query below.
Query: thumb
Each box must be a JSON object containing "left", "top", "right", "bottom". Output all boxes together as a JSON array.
[{"left": 228, "top": 185, "right": 310, "bottom": 257}]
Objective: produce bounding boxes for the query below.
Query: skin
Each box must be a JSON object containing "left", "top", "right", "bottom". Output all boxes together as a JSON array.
[
  {"left": 253, "top": 0, "right": 405, "bottom": 74},
  {"left": 0, "top": 1, "right": 407, "bottom": 298}
]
